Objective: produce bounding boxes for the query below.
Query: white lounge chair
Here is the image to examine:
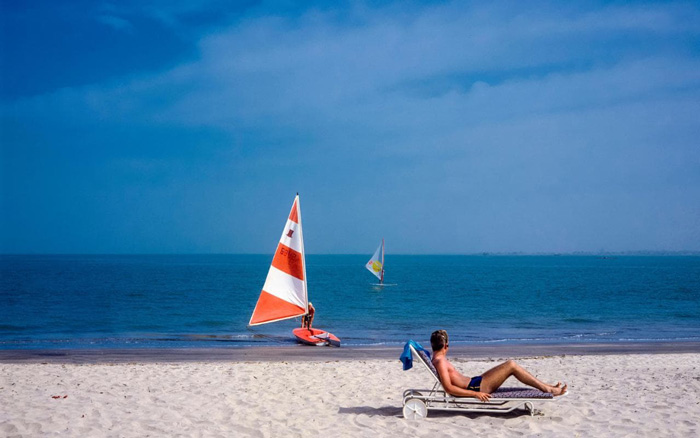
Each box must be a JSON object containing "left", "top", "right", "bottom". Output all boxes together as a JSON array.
[{"left": 402, "top": 344, "right": 563, "bottom": 420}]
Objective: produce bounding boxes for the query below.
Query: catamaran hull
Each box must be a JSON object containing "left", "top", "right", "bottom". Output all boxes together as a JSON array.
[{"left": 292, "top": 328, "right": 341, "bottom": 347}]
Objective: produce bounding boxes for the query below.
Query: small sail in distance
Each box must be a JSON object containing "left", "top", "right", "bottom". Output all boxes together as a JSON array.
[{"left": 365, "top": 239, "right": 385, "bottom": 284}]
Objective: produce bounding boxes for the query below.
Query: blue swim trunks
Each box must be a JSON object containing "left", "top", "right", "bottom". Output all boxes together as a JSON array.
[{"left": 467, "top": 376, "right": 482, "bottom": 391}]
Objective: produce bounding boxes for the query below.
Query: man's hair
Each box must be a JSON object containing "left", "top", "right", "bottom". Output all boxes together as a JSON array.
[{"left": 430, "top": 329, "right": 449, "bottom": 352}]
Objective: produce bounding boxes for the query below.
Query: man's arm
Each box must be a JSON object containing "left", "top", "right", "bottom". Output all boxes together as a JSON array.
[{"left": 433, "top": 359, "right": 492, "bottom": 402}]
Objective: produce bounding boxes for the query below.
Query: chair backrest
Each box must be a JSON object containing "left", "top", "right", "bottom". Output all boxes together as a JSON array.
[{"left": 409, "top": 344, "right": 443, "bottom": 388}]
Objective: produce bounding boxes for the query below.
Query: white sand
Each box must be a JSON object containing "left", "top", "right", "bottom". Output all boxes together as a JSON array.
[{"left": 2, "top": 353, "right": 699, "bottom": 437}]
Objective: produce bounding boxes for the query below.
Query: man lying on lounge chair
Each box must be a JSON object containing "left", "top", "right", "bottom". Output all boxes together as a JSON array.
[{"left": 430, "top": 330, "right": 567, "bottom": 402}]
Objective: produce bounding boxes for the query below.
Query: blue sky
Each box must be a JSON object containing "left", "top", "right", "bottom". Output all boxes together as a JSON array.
[{"left": 1, "top": 0, "right": 699, "bottom": 254}]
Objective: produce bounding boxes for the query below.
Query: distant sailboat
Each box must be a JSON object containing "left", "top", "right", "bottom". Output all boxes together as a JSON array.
[
  {"left": 366, "top": 239, "right": 385, "bottom": 285},
  {"left": 249, "top": 194, "right": 340, "bottom": 347}
]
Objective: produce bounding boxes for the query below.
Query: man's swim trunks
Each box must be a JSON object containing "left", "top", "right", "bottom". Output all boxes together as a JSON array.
[{"left": 467, "top": 376, "right": 482, "bottom": 391}]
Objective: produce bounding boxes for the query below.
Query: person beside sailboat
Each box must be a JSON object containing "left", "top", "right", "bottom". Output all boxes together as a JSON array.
[{"left": 301, "top": 302, "right": 315, "bottom": 330}]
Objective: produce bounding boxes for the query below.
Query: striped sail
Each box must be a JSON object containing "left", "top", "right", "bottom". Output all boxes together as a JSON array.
[
  {"left": 365, "top": 239, "right": 384, "bottom": 283},
  {"left": 249, "top": 195, "right": 308, "bottom": 326}
]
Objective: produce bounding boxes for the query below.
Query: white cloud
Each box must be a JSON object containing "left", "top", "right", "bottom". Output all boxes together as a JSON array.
[
  {"left": 136, "top": 1, "right": 698, "bottom": 132},
  {"left": 98, "top": 15, "right": 134, "bottom": 33},
  {"left": 9, "top": 2, "right": 700, "bottom": 128}
]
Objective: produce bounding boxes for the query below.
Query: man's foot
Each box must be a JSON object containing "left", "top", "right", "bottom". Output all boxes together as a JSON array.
[{"left": 548, "top": 382, "right": 567, "bottom": 396}]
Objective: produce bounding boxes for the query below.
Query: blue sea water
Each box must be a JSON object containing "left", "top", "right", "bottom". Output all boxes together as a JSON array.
[{"left": 1, "top": 254, "right": 699, "bottom": 349}]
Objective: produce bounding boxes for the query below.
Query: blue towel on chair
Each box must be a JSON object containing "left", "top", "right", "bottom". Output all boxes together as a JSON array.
[{"left": 400, "top": 340, "right": 430, "bottom": 370}]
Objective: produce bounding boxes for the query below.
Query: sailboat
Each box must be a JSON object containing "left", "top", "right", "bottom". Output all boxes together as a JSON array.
[
  {"left": 366, "top": 239, "right": 385, "bottom": 285},
  {"left": 249, "top": 194, "right": 340, "bottom": 347}
]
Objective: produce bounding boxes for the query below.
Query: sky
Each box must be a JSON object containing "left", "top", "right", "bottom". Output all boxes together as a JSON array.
[{"left": 1, "top": 0, "right": 699, "bottom": 254}]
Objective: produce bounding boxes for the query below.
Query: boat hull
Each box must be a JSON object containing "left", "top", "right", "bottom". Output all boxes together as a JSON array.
[{"left": 292, "top": 328, "right": 341, "bottom": 347}]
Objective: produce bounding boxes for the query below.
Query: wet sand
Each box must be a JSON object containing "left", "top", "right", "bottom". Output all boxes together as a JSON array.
[{"left": 2, "top": 341, "right": 699, "bottom": 363}]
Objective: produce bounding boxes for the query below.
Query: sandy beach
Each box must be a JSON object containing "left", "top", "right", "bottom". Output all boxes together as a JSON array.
[{"left": 2, "top": 344, "right": 699, "bottom": 437}]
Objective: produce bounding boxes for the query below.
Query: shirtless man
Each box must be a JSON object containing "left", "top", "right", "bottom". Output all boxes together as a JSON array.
[
  {"left": 430, "top": 330, "right": 567, "bottom": 401},
  {"left": 301, "top": 302, "right": 315, "bottom": 330}
]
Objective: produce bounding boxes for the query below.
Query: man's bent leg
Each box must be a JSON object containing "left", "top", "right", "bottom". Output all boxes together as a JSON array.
[
  {"left": 480, "top": 360, "right": 564, "bottom": 394},
  {"left": 479, "top": 360, "right": 519, "bottom": 393}
]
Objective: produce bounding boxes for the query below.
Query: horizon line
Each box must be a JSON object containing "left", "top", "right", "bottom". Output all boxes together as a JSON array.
[{"left": 2, "top": 251, "right": 700, "bottom": 257}]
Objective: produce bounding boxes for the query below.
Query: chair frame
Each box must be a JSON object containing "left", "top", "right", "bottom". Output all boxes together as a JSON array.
[{"left": 402, "top": 345, "right": 558, "bottom": 420}]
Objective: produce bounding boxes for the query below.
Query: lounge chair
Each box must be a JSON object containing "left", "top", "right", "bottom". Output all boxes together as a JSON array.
[{"left": 402, "top": 344, "right": 562, "bottom": 420}]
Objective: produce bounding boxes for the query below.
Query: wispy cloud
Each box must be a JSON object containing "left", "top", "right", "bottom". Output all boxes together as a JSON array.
[{"left": 97, "top": 14, "right": 134, "bottom": 33}]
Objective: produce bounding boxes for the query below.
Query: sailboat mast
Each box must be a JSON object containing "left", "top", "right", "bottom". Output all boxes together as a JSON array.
[
  {"left": 380, "top": 238, "right": 385, "bottom": 284},
  {"left": 297, "top": 193, "right": 309, "bottom": 314}
]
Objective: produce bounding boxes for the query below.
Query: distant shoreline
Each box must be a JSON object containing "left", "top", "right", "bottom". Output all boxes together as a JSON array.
[{"left": 2, "top": 341, "right": 699, "bottom": 364}]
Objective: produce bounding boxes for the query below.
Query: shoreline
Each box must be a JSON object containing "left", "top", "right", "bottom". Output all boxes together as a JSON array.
[{"left": 2, "top": 340, "right": 699, "bottom": 363}]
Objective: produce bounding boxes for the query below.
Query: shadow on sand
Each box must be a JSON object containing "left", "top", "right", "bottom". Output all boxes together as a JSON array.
[
  {"left": 337, "top": 406, "right": 403, "bottom": 417},
  {"left": 338, "top": 405, "right": 535, "bottom": 419}
]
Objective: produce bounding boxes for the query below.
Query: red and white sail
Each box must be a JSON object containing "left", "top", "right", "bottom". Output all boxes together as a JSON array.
[
  {"left": 249, "top": 195, "right": 308, "bottom": 326},
  {"left": 365, "top": 239, "right": 385, "bottom": 283}
]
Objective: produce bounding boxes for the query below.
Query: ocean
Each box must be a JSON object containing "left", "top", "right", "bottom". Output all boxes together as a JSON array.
[{"left": 1, "top": 254, "right": 699, "bottom": 349}]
